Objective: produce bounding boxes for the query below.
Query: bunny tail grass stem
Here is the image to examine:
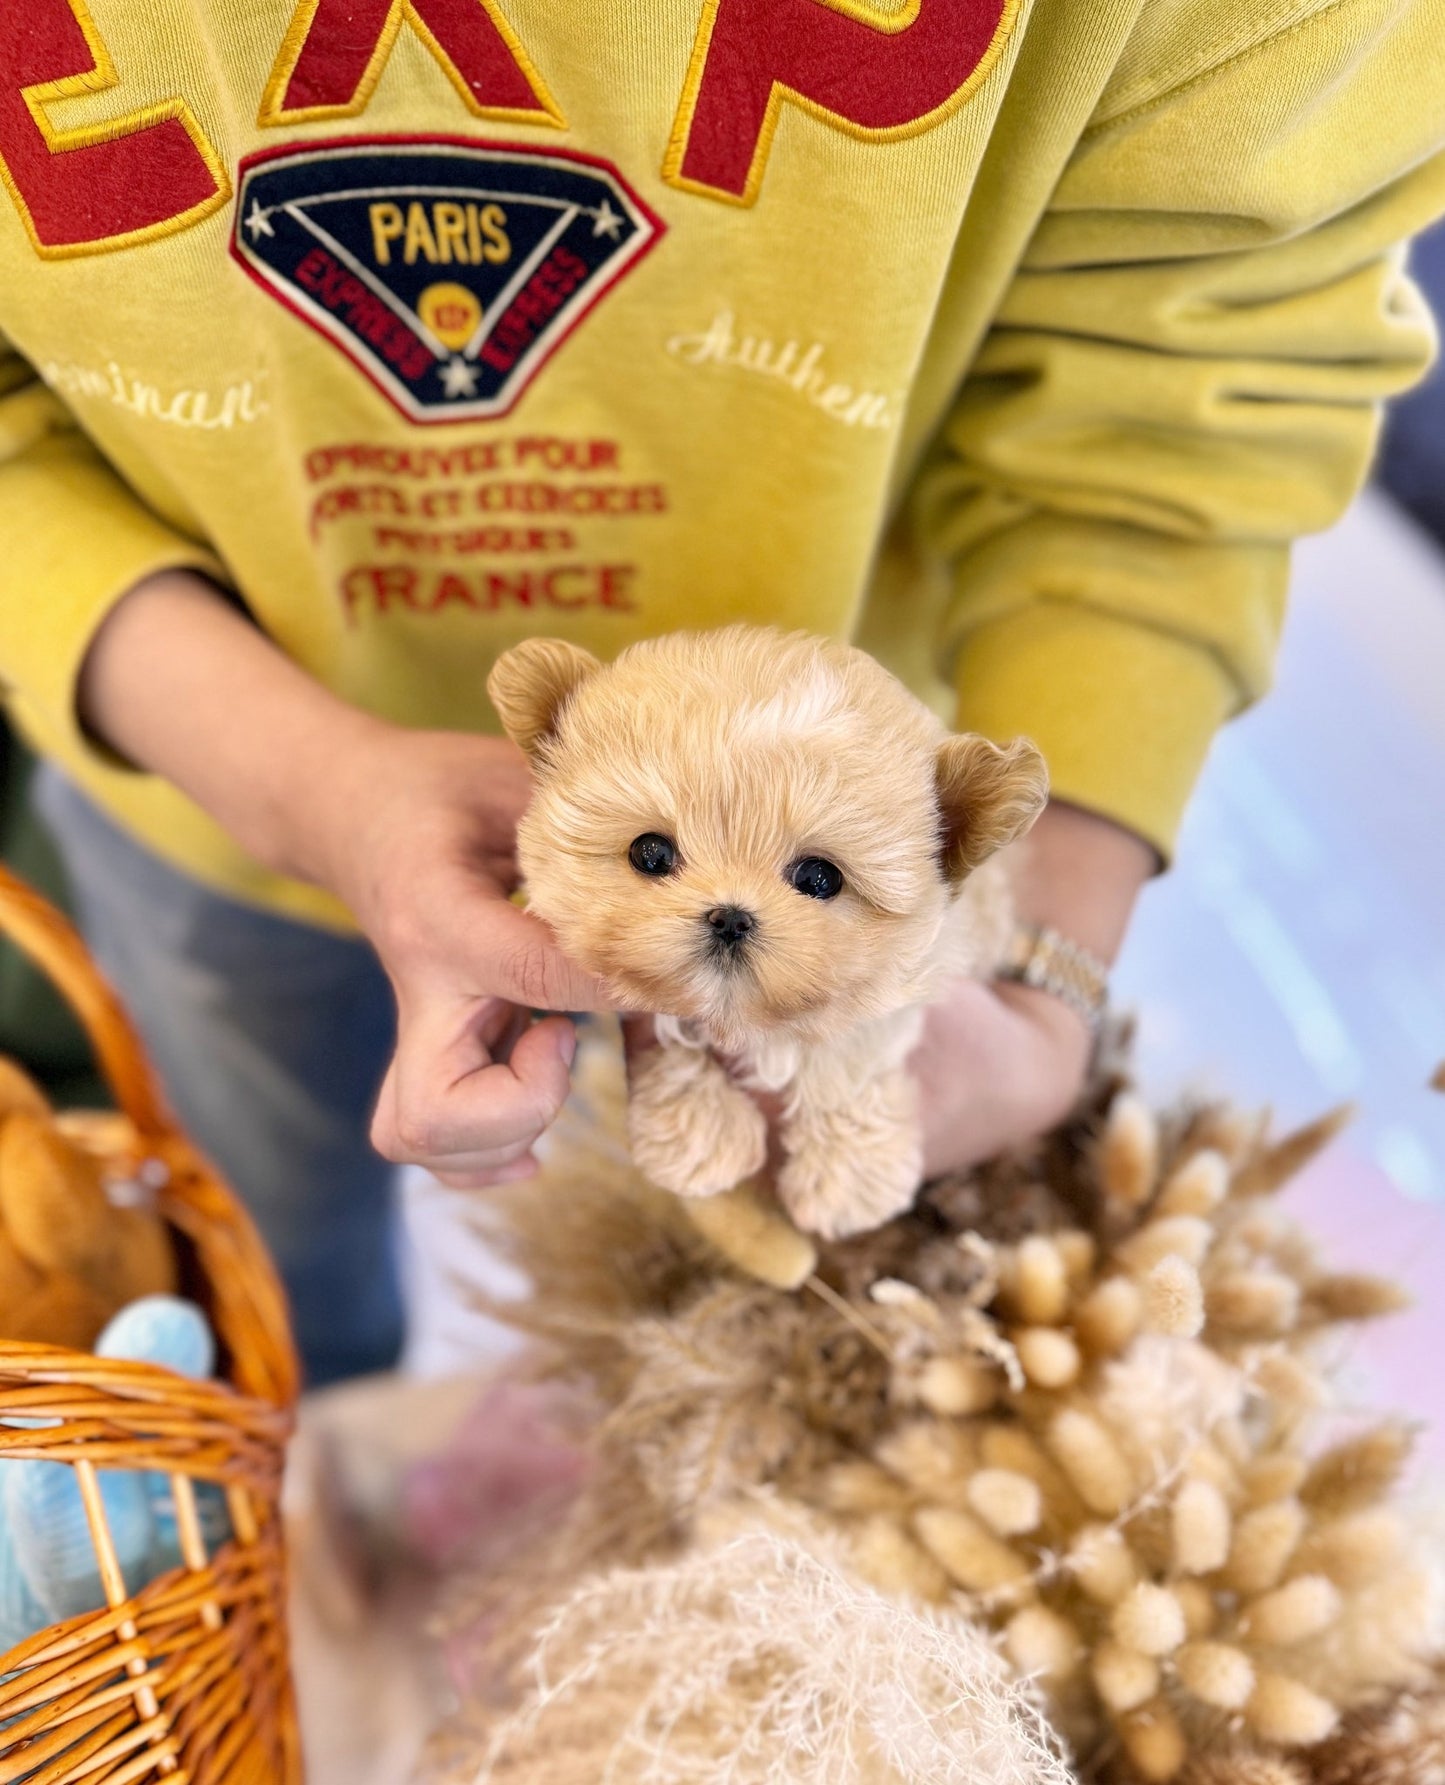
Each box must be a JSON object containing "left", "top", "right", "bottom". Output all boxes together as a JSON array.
[{"left": 804, "top": 1277, "right": 893, "bottom": 1359}]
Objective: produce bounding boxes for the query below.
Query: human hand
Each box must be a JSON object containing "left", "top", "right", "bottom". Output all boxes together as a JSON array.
[
  {"left": 911, "top": 796, "right": 1153, "bottom": 1177},
  {"left": 910, "top": 978, "right": 1092, "bottom": 1177},
  {"left": 318, "top": 728, "right": 607, "bottom": 1189},
  {"left": 77, "top": 572, "right": 604, "bottom": 1189}
]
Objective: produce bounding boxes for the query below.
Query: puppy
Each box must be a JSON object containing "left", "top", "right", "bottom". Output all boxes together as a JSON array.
[{"left": 488, "top": 627, "right": 1047, "bottom": 1240}]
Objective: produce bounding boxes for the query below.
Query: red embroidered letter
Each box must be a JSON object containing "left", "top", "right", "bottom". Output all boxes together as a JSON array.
[
  {"left": 665, "top": 0, "right": 1014, "bottom": 205},
  {"left": 0, "top": 0, "right": 228, "bottom": 258},
  {"left": 260, "top": 0, "right": 562, "bottom": 128}
]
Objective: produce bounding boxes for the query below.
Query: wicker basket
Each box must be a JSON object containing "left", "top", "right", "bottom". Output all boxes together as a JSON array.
[{"left": 0, "top": 863, "right": 302, "bottom": 1782}]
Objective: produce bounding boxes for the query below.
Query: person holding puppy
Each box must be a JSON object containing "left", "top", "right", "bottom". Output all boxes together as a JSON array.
[{"left": 2, "top": 0, "right": 1441, "bottom": 1380}]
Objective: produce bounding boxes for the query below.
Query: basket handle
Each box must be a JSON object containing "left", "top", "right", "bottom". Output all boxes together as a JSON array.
[{"left": 0, "top": 863, "right": 170, "bottom": 1140}]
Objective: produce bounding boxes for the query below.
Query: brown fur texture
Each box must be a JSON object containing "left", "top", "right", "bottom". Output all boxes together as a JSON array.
[
  {"left": 430, "top": 1030, "right": 1443, "bottom": 1785},
  {"left": 0, "top": 1076, "right": 177, "bottom": 1348},
  {"left": 488, "top": 626, "right": 1046, "bottom": 1238}
]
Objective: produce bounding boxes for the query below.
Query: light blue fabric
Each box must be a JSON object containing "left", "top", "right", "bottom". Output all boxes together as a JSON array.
[
  {"left": 0, "top": 1295, "right": 234, "bottom": 1656},
  {"left": 4, "top": 1459, "right": 154, "bottom": 1621},
  {"left": 97, "top": 1296, "right": 215, "bottom": 1380},
  {"left": 0, "top": 1508, "right": 49, "bottom": 1653},
  {"left": 33, "top": 767, "right": 402, "bottom": 1386},
  {"left": 96, "top": 1296, "right": 232, "bottom": 1571}
]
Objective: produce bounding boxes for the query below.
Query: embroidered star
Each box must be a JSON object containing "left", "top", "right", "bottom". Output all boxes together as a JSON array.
[
  {"left": 591, "top": 199, "right": 623, "bottom": 239},
  {"left": 245, "top": 200, "right": 275, "bottom": 240},
  {"left": 439, "top": 356, "right": 479, "bottom": 398}
]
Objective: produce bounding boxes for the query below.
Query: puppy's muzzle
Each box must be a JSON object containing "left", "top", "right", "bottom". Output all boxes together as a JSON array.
[{"left": 703, "top": 905, "right": 756, "bottom": 957}]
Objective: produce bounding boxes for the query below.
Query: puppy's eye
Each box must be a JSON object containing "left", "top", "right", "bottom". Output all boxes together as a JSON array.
[
  {"left": 788, "top": 857, "right": 844, "bottom": 900},
  {"left": 629, "top": 834, "right": 677, "bottom": 877}
]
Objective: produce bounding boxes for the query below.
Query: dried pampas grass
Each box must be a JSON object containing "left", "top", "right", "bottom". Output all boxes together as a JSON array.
[
  {"left": 447, "top": 1517, "right": 1072, "bottom": 1785},
  {"left": 429, "top": 1027, "right": 1442, "bottom": 1785}
]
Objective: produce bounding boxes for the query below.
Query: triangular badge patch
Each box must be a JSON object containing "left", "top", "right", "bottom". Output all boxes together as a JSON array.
[{"left": 232, "top": 138, "right": 663, "bottom": 423}]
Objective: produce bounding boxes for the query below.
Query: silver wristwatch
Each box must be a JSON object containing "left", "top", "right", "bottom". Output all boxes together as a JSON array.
[{"left": 997, "top": 924, "right": 1110, "bottom": 1032}]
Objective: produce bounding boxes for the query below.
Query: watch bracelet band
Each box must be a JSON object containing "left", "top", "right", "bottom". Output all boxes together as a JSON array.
[{"left": 996, "top": 924, "right": 1110, "bottom": 1030}]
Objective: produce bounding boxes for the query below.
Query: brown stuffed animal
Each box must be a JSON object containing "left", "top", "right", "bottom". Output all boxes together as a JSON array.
[{"left": 0, "top": 1058, "right": 176, "bottom": 1350}]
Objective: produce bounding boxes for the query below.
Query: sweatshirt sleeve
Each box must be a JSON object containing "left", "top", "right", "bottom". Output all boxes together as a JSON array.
[
  {"left": 0, "top": 339, "right": 225, "bottom": 764},
  {"left": 911, "top": 0, "right": 1445, "bottom": 860}
]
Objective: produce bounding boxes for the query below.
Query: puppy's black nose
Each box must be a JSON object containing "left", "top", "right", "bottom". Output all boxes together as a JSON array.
[{"left": 705, "top": 905, "right": 755, "bottom": 947}]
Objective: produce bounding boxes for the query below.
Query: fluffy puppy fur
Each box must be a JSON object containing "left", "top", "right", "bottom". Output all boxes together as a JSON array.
[{"left": 489, "top": 627, "right": 1047, "bottom": 1239}]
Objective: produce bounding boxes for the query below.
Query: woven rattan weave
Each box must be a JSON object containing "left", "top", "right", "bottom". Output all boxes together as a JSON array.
[{"left": 0, "top": 865, "right": 301, "bottom": 1782}]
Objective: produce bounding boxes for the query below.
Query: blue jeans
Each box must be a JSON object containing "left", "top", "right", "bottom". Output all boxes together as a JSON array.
[{"left": 34, "top": 768, "right": 402, "bottom": 1387}]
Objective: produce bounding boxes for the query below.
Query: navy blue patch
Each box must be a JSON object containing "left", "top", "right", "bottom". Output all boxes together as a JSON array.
[{"left": 231, "top": 137, "right": 663, "bottom": 424}]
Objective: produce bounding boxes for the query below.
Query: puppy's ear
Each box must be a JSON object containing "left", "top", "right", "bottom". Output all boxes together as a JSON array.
[
  {"left": 488, "top": 638, "right": 602, "bottom": 757},
  {"left": 935, "top": 734, "right": 1048, "bottom": 882}
]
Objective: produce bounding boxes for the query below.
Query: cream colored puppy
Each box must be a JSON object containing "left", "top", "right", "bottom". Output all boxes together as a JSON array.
[{"left": 489, "top": 627, "right": 1047, "bottom": 1240}]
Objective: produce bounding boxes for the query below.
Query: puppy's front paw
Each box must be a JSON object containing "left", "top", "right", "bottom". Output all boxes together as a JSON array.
[
  {"left": 776, "top": 1074, "right": 922, "bottom": 1240},
  {"left": 778, "top": 1142, "right": 921, "bottom": 1241},
  {"left": 628, "top": 1045, "right": 768, "bottom": 1199}
]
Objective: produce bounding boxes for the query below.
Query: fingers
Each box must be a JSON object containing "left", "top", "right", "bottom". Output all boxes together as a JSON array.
[
  {"left": 371, "top": 1007, "right": 578, "bottom": 1179},
  {"left": 431, "top": 1154, "right": 539, "bottom": 1191}
]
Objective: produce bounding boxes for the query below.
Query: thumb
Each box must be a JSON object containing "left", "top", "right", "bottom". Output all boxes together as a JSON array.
[
  {"left": 466, "top": 898, "right": 608, "bottom": 1014},
  {"left": 372, "top": 1000, "right": 579, "bottom": 1170}
]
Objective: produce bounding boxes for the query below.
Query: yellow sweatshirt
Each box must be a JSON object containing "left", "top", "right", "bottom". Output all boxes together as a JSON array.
[{"left": 1, "top": 0, "right": 1442, "bottom": 929}]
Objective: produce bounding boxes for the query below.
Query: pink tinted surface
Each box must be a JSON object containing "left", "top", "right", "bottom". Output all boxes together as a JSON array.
[
  {"left": 401, "top": 1379, "right": 585, "bottom": 1571},
  {"left": 1281, "top": 1147, "right": 1445, "bottom": 1469}
]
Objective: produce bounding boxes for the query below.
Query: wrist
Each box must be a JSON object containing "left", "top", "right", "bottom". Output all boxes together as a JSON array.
[
  {"left": 1007, "top": 798, "right": 1154, "bottom": 967},
  {"left": 998, "top": 922, "right": 1110, "bottom": 1035}
]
